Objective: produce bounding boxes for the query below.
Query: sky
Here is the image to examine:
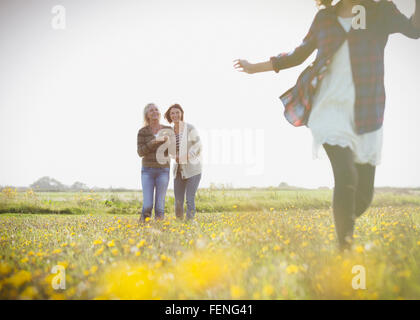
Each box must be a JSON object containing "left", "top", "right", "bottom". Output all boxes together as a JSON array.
[{"left": 0, "top": 0, "right": 419, "bottom": 189}]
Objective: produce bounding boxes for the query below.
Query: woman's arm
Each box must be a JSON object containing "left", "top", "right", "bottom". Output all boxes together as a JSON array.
[
  {"left": 186, "top": 125, "right": 202, "bottom": 161},
  {"left": 414, "top": 0, "right": 420, "bottom": 29},
  {"left": 165, "top": 129, "right": 177, "bottom": 159},
  {"left": 234, "top": 11, "right": 319, "bottom": 74},
  {"left": 137, "top": 131, "right": 161, "bottom": 158},
  {"left": 383, "top": 0, "right": 420, "bottom": 39},
  {"left": 233, "top": 60, "right": 273, "bottom": 74},
  {"left": 189, "top": 139, "right": 202, "bottom": 159},
  {"left": 269, "top": 29, "right": 317, "bottom": 73}
]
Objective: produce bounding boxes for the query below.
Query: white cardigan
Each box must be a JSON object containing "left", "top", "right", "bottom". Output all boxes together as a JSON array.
[{"left": 172, "top": 122, "right": 203, "bottom": 179}]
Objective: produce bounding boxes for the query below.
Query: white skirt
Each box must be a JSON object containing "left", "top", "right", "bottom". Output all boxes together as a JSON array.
[{"left": 307, "top": 39, "right": 383, "bottom": 166}]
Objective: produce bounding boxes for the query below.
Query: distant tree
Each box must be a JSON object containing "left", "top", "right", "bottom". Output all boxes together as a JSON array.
[
  {"left": 318, "top": 186, "right": 330, "bottom": 190},
  {"left": 30, "top": 176, "right": 67, "bottom": 191},
  {"left": 278, "top": 182, "right": 289, "bottom": 188},
  {"left": 70, "top": 181, "right": 89, "bottom": 191}
]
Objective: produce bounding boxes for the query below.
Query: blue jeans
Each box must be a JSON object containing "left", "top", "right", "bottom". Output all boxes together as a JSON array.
[
  {"left": 174, "top": 170, "right": 201, "bottom": 220},
  {"left": 141, "top": 167, "right": 170, "bottom": 221}
]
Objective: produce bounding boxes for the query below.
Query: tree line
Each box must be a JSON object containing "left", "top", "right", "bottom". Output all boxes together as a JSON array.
[{"left": 1, "top": 176, "right": 135, "bottom": 192}]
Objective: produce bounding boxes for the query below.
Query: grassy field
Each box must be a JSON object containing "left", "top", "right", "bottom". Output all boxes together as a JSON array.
[{"left": 1, "top": 187, "right": 420, "bottom": 300}]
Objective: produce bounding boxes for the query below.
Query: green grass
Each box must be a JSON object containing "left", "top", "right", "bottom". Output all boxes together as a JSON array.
[
  {"left": 1, "top": 188, "right": 419, "bottom": 215},
  {"left": 1, "top": 189, "right": 420, "bottom": 300}
]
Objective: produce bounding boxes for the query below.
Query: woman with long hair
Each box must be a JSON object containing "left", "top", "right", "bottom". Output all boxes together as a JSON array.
[
  {"left": 234, "top": 0, "right": 420, "bottom": 250},
  {"left": 164, "top": 104, "right": 202, "bottom": 221},
  {"left": 137, "top": 103, "right": 173, "bottom": 222}
]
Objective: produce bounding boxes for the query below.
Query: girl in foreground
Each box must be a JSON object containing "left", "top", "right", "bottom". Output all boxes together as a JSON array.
[{"left": 234, "top": 0, "right": 420, "bottom": 250}]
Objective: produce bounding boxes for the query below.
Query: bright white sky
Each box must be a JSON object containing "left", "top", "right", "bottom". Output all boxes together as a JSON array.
[{"left": 0, "top": 0, "right": 419, "bottom": 189}]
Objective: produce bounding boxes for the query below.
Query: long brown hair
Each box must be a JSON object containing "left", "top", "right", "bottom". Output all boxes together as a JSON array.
[{"left": 164, "top": 104, "right": 184, "bottom": 124}]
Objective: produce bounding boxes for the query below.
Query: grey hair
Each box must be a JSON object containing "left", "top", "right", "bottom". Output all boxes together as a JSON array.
[{"left": 143, "top": 103, "right": 159, "bottom": 126}]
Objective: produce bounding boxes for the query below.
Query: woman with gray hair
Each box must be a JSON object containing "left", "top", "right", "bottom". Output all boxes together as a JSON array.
[{"left": 137, "top": 103, "right": 173, "bottom": 221}]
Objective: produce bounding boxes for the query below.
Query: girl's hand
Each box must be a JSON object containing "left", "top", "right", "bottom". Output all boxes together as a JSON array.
[{"left": 233, "top": 59, "right": 255, "bottom": 74}]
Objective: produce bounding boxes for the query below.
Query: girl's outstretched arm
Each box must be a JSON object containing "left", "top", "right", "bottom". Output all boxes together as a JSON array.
[
  {"left": 234, "top": 10, "right": 320, "bottom": 74},
  {"left": 233, "top": 59, "right": 273, "bottom": 74},
  {"left": 414, "top": 0, "right": 420, "bottom": 29},
  {"left": 383, "top": 0, "right": 420, "bottom": 38}
]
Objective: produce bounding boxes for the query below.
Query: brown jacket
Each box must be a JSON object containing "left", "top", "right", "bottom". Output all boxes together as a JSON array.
[{"left": 137, "top": 125, "right": 173, "bottom": 168}]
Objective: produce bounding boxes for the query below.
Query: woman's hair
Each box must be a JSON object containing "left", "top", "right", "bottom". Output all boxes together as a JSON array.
[
  {"left": 164, "top": 104, "right": 184, "bottom": 123},
  {"left": 143, "top": 103, "right": 159, "bottom": 126}
]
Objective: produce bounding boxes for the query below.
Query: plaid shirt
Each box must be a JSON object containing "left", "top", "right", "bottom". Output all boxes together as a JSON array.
[{"left": 270, "top": 0, "right": 420, "bottom": 134}]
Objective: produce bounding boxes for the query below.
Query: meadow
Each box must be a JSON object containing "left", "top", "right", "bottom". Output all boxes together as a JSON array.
[{"left": 1, "top": 187, "right": 420, "bottom": 300}]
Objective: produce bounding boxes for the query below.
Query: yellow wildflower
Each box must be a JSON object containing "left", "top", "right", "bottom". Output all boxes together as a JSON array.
[
  {"left": 230, "top": 285, "right": 244, "bottom": 299},
  {"left": 6, "top": 270, "right": 32, "bottom": 287},
  {"left": 286, "top": 264, "right": 299, "bottom": 274},
  {"left": 262, "top": 285, "right": 274, "bottom": 297}
]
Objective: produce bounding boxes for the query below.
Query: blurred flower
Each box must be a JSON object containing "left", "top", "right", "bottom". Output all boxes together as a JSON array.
[
  {"left": 5, "top": 270, "right": 32, "bottom": 287},
  {"left": 286, "top": 264, "right": 299, "bottom": 275},
  {"left": 95, "top": 262, "right": 162, "bottom": 300}
]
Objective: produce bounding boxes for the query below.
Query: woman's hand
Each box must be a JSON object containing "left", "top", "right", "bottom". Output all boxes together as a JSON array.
[
  {"left": 234, "top": 59, "right": 274, "bottom": 74},
  {"left": 155, "top": 135, "right": 168, "bottom": 143},
  {"left": 150, "top": 136, "right": 167, "bottom": 147},
  {"left": 233, "top": 59, "right": 255, "bottom": 74}
]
